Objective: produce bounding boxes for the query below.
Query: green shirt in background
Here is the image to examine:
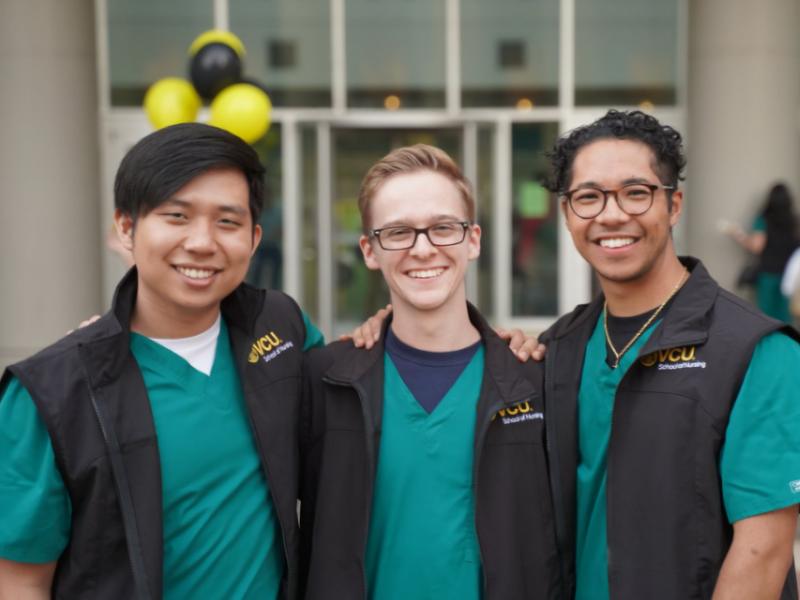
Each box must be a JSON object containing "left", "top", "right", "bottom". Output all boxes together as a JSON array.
[{"left": 365, "top": 349, "right": 485, "bottom": 600}]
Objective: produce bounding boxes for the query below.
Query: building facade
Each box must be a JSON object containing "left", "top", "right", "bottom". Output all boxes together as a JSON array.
[{"left": 1, "top": 0, "right": 798, "bottom": 366}]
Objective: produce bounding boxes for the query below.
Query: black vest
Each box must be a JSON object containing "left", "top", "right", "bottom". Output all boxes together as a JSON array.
[
  {"left": 2, "top": 269, "right": 307, "bottom": 600},
  {"left": 541, "top": 258, "right": 799, "bottom": 599}
]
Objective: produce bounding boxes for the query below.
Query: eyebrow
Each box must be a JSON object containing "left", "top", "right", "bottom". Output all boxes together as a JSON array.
[
  {"left": 570, "top": 177, "right": 654, "bottom": 189},
  {"left": 377, "top": 214, "right": 465, "bottom": 228},
  {"left": 163, "top": 197, "right": 249, "bottom": 217}
]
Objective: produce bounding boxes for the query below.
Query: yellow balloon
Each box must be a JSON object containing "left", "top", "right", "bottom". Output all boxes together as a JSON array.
[
  {"left": 208, "top": 83, "right": 272, "bottom": 144},
  {"left": 143, "top": 78, "right": 201, "bottom": 129},
  {"left": 188, "top": 29, "right": 246, "bottom": 58}
]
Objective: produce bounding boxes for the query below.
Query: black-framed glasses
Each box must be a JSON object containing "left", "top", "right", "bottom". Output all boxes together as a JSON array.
[
  {"left": 370, "top": 221, "right": 471, "bottom": 251},
  {"left": 562, "top": 183, "right": 675, "bottom": 219}
]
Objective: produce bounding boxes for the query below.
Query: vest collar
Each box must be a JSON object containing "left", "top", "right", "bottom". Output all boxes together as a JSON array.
[
  {"left": 323, "top": 302, "right": 539, "bottom": 408},
  {"left": 548, "top": 256, "right": 717, "bottom": 351}
]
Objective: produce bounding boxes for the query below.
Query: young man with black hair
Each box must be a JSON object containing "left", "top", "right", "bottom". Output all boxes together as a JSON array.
[
  {"left": 300, "top": 145, "right": 561, "bottom": 599},
  {"left": 0, "top": 123, "right": 325, "bottom": 599},
  {"left": 541, "top": 110, "right": 800, "bottom": 599}
]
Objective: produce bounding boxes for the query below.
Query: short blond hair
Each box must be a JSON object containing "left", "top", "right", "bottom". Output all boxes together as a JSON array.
[{"left": 357, "top": 144, "right": 476, "bottom": 232}]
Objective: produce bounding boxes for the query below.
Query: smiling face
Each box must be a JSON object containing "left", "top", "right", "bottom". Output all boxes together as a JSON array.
[
  {"left": 563, "top": 138, "right": 682, "bottom": 287},
  {"left": 359, "top": 169, "right": 480, "bottom": 318},
  {"left": 115, "top": 167, "right": 262, "bottom": 337}
]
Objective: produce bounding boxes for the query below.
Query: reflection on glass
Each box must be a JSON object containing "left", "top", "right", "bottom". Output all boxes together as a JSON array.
[
  {"left": 230, "top": 0, "right": 331, "bottom": 107},
  {"left": 575, "top": 0, "right": 678, "bottom": 106},
  {"left": 476, "top": 126, "right": 495, "bottom": 314},
  {"left": 108, "top": 0, "right": 213, "bottom": 106},
  {"left": 300, "top": 126, "right": 319, "bottom": 323},
  {"left": 512, "top": 123, "right": 559, "bottom": 316},
  {"left": 461, "top": 0, "right": 559, "bottom": 108},
  {"left": 331, "top": 129, "right": 461, "bottom": 336},
  {"left": 346, "top": 0, "right": 446, "bottom": 109},
  {"left": 247, "top": 124, "right": 283, "bottom": 290}
]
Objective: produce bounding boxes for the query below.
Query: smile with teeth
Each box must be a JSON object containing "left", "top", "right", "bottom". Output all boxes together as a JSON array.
[
  {"left": 407, "top": 267, "right": 445, "bottom": 279},
  {"left": 598, "top": 237, "right": 636, "bottom": 249},
  {"left": 175, "top": 266, "right": 218, "bottom": 280}
]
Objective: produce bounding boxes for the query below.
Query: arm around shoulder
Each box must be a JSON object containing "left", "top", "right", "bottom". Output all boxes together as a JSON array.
[{"left": 0, "top": 558, "right": 56, "bottom": 600}]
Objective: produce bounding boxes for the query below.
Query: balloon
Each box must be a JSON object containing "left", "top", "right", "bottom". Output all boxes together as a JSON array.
[
  {"left": 189, "top": 42, "right": 242, "bottom": 101},
  {"left": 143, "top": 77, "right": 201, "bottom": 129},
  {"left": 209, "top": 83, "right": 272, "bottom": 144},
  {"left": 188, "top": 29, "right": 246, "bottom": 58}
]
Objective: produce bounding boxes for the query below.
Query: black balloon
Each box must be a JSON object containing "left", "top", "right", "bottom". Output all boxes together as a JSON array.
[{"left": 189, "top": 42, "right": 242, "bottom": 101}]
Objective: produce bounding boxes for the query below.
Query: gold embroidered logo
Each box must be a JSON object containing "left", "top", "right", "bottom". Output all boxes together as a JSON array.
[
  {"left": 248, "top": 331, "right": 284, "bottom": 363},
  {"left": 639, "top": 346, "right": 706, "bottom": 370},
  {"left": 492, "top": 400, "right": 544, "bottom": 425}
]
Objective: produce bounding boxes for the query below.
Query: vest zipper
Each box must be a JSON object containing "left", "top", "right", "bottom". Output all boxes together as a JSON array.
[
  {"left": 322, "top": 375, "right": 376, "bottom": 600},
  {"left": 544, "top": 342, "right": 570, "bottom": 599},
  {"left": 79, "top": 353, "right": 154, "bottom": 600}
]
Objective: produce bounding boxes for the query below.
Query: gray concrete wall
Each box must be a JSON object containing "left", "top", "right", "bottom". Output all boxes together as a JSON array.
[
  {"left": 688, "top": 0, "right": 800, "bottom": 291},
  {"left": 0, "top": 1, "right": 101, "bottom": 369}
]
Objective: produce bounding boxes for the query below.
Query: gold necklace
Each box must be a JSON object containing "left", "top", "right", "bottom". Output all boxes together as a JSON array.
[{"left": 603, "top": 269, "right": 689, "bottom": 369}]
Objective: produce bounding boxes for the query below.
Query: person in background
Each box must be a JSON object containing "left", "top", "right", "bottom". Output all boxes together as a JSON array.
[{"left": 726, "top": 182, "right": 800, "bottom": 322}]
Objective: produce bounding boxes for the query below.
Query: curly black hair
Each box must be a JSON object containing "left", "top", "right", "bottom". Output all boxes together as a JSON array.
[{"left": 545, "top": 110, "right": 686, "bottom": 194}]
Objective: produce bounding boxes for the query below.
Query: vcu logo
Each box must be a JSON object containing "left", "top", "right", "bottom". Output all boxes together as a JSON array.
[
  {"left": 640, "top": 346, "right": 706, "bottom": 370},
  {"left": 493, "top": 400, "right": 544, "bottom": 425},
  {"left": 248, "top": 331, "right": 284, "bottom": 363}
]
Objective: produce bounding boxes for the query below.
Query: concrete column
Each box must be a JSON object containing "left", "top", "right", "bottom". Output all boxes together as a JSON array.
[
  {"left": 688, "top": 0, "right": 800, "bottom": 291},
  {"left": 0, "top": 1, "right": 101, "bottom": 368}
]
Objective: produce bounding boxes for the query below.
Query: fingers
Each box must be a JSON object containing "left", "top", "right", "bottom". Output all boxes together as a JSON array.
[
  {"left": 494, "top": 326, "right": 546, "bottom": 362},
  {"left": 67, "top": 314, "right": 101, "bottom": 335},
  {"left": 345, "top": 304, "right": 393, "bottom": 349}
]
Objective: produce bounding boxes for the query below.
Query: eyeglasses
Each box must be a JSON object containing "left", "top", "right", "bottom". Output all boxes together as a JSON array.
[
  {"left": 562, "top": 183, "right": 675, "bottom": 219},
  {"left": 370, "top": 221, "right": 471, "bottom": 251}
]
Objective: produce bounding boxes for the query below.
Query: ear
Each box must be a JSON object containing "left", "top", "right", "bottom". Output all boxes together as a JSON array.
[
  {"left": 113, "top": 209, "right": 135, "bottom": 251},
  {"left": 250, "top": 224, "right": 263, "bottom": 257},
  {"left": 560, "top": 199, "right": 573, "bottom": 233},
  {"left": 467, "top": 223, "right": 481, "bottom": 261},
  {"left": 359, "top": 234, "right": 381, "bottom": 271},
  {"left": 668, "top": 189, "right": 683, "bottom": 228}
]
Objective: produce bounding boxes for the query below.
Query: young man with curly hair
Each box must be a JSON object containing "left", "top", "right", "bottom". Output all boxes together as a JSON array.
[{"left": 541, "top": 110, "right": 800, "bottom": 600}]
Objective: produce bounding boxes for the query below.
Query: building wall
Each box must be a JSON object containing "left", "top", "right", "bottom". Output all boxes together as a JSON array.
[
  {"left": 688, "top": 0, "right": 800, "bottom": 290},
  {"left": 0, "top": 0, "right": 102, "bottom": 368}
]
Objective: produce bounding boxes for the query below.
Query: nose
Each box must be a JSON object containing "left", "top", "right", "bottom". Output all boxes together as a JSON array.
[
  {"left": 595, "top": 192, "right": 630, "bottom": 224},
  {"left": 183, "top": 220, "right": 217, "bottom": 253},
  {"left": 409, "top": 230, "right": 438, "bottom": 257}
]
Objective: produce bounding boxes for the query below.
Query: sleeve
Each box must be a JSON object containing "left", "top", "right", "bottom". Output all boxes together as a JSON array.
[
  {"left": 752, "top": 215, "right": 766, "bottom": 232},
  {"left": 301, "top": 311, "right": 326, "bottom": 351},
  {"left": 0, "top": 377, "right": 71, "bottom": 563},
  {"left": 719, "top": 332, "right": 800, "bottom": 523}
]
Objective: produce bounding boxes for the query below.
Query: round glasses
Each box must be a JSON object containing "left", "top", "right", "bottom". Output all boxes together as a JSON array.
[
  {"left": 370, "top": 221, "right": 470, "bottom": 251},
  {"left": 562, "top": 183, "right": 674, "bottom": 219}
]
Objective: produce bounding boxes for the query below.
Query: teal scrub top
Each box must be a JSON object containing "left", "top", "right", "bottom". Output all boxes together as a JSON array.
[
  {"left": 365, "top": 349, "right": 485, "bottom": 600},
  {"left": 574, "top": 317, "right": 800, "bottom": 600},
  {"left": 0, "top": 313, "right": 324, "bottom": 598}
]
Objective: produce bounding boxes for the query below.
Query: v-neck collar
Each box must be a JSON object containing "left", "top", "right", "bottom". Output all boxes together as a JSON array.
[
  {"left": 129, "top": 319, "right": 231, "bottom": 381},
  {"left": 385, "top": 346, "right": 484, "bottom": 420}
]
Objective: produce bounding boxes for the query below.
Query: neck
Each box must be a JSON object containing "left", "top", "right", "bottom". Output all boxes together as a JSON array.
[
  {"left": 389, "top": 299, "right": 480, "bottom": 352},
  {"left": 131, "top": 291, "right": 221, "bottom": 339},
  {"left": 600, "top": 252, "right": 687, "bottom": 317}
]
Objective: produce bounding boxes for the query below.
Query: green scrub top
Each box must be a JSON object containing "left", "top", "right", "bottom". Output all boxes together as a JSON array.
[
  {"left": 0, "top": 313, "right": 324, "bottom": 598},
  {"left": 365, "top": 348, "right": 485, "bottom": 600},
  {"left": 575, "top": 317, "right": 800, "bottom": 600}
]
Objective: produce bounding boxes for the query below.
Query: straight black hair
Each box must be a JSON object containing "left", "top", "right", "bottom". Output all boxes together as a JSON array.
[{"left": 114, "top": 122, "right": 265, "bottom": 225}]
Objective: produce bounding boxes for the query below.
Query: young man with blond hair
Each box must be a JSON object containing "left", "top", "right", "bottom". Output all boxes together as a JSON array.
[{"left": 299, "top": 144, "right": 562, "bottom": 599}]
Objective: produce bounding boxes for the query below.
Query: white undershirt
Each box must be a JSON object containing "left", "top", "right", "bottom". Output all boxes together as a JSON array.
[{"left": 148, "top": 314, "right": 221, "bottom": 375}]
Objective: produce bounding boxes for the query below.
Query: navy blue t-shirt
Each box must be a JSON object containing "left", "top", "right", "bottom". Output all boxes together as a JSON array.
[{"left": 385, "top": 328, "right": 481, "bottom": 413}]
